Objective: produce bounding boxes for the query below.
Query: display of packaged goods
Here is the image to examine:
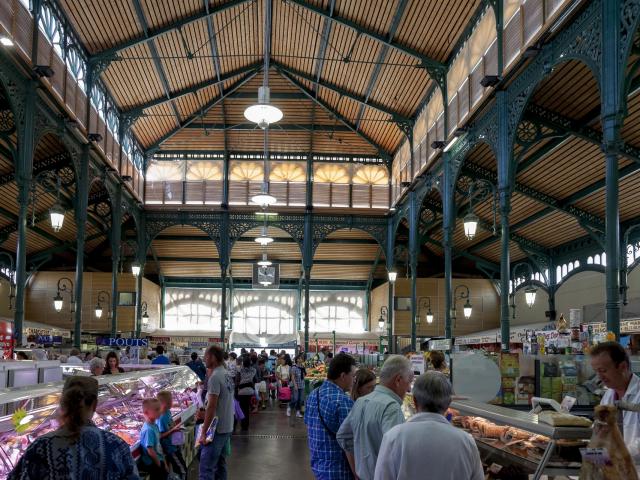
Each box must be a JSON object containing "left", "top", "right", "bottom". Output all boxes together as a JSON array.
[{"left": 0, "top": 366, "right": 199, "bottom": 479}]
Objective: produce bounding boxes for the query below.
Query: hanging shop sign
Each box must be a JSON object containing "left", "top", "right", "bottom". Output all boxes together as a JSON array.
[
  {"left": 429, "top": 339, "right": 452, "bottom": 351},
  {"left": 455, "top": 335, "right": 497, "bottom": 346},
  {"left": 0, "top": 320, "right": 13, "bottom": 359},
  {"left": 149, "top": 336, "right": 171, "bottom": 343},
  {"left": 189, "top": 341, "right": 209, "bottom": 348},
  {"left": 96, "top": 337, "right": 149, "bottom": 348},
  {"left": 34, "top": 335, "right": 63, "bottom": 345},
  {"left": 208, "top": 338, "right": 223, "bottom": 343}
]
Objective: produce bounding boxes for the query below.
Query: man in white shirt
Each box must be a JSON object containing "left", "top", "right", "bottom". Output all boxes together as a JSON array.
[
  {"left": 66, "top": 348, "right": 84, "bottom": 365},
  {"left": 375, "top": 371, "right": 484, "bottom": 480},
  {"left": 591, "top": 341, "right": 640, "bottom": 464}
]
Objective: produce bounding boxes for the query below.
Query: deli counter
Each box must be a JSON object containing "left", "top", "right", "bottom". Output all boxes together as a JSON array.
[
  {"left": 0, "top": 366, "right": 200, "bottom": 479},
  {"left": 451, "top": 400, "right": 591, "bottom": 479}
]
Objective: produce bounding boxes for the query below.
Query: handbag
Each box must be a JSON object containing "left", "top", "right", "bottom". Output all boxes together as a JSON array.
[
  {"left": 234, "top": 398, "right": 245, "bottom": 420},
  {"left": 279, "top": 385, "right": 292, "bottom": 401},
  {"left": 170, "top": 429, "right": 185, "bottom": 446}
]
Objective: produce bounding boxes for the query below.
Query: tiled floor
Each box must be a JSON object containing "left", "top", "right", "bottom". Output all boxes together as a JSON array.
[{"left": 189, "top": 402, "right": 315, "bottom": 479}]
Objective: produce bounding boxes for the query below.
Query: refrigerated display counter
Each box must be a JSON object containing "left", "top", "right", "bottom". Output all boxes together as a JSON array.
[
  {"left": 0, "top": 366, "right": 200, "bottom": 479},
  {"left": 451, "top": 400, "right": 592, "bottom": 479}
]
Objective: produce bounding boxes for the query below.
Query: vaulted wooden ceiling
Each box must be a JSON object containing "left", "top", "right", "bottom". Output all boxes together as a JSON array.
[{"left": 57, "top": 0, "right": 482, "bottom": 157}]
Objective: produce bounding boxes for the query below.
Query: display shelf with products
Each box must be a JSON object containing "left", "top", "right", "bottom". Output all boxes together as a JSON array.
[
  {"left": 450, "top": 400, "right": 592, "bottom": 480},
  {"left": 0, "top": 366, "right": 199, "bottom": 479}
]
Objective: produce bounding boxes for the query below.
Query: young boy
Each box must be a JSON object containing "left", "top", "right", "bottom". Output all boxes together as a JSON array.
[
  {"left": 156, "top": 391, "right": 188, "bottom": 479},
  {"left": 140, "top": 398, "right": 169, "bottom": 479}
]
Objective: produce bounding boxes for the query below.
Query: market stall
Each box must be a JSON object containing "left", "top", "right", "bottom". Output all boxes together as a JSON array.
[
  {"left": 0, "top": 366, "right": 200, "bottom": 479},
  {"left": 229, "top": 332, "right": 297, "bottom": 353}
]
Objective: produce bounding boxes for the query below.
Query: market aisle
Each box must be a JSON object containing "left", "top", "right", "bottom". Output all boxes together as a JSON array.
[{"left": 189, "top": 404, "right": 315, "bottom": 479}]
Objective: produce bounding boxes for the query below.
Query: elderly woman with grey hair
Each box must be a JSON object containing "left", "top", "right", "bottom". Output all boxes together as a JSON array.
[
  {"left": 374, "top": 371, "right": 484, "bottom": 480},
  {"left": 88, "top": 357, "right": 105, "bottom": 376},
  {"left": 337, "top": 355, "right": 413, "bottom": 480}
]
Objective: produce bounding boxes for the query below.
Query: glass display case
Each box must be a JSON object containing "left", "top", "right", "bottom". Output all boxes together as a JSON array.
[
  {"left": 451, "top": 400, "right": 592, "bottom": 480},
  {"left": 0, "top": 366, "right": 199, "bottom": 479}
]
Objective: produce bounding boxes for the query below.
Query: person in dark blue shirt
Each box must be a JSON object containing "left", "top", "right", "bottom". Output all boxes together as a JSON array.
[
  {"left": 186, "top": 352, "right": 207, "bottom": 381},
  {"left": 152, "top": 345, "right": 171, "bottom": 365}
]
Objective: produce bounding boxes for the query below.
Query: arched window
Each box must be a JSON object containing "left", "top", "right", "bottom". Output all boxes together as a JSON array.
[
  {"left": 91, "top": 85, "right": 105, "bottom": 118},
  {"left": 556, "top": 266, "right": 562, "bottom": 281},
  {"left": 38, "top": 4, "right": 63, "bottom": 57},
  {"left": 574, "top": 260, "right": 580, "bottom": 269},
  {"left": 568, "top": 263, "right": 574, "bottom": 273},
  {"left": 106, "top": 108, "right": 119, "bottom": 135},
  {"left": 587, "top": 256, "right": 593, "bottom": 264},
  {"left": 562, "top": 264, "right": 568, "bottom": 277},
  {"left": 594, "top": 254, "right": 601, "bottom": 265},
  {"left": 65, "top": 46, "right": 86, "bottom": 92},
  {"left": 602, "top": 253, "right": 607, "bottom": 266}
]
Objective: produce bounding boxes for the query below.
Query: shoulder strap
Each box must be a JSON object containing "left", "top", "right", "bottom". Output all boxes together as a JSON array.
[{"left": 316, "top": 387, "right": 337, "bottom": 439}]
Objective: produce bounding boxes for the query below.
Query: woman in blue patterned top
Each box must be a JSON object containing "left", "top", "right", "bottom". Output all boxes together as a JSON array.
[{"left": 9, "top": 376, "right": 139, "bottom": 480}]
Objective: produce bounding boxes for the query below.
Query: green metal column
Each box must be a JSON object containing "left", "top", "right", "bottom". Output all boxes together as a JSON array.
[
  {"left": 442, "top": 153, "right": 454, "bottom": 339},
  {"left": 110, "top": 185, "right": 122, "bottom": 336},
  {"left": 547, "top": 259, "right": 557, "bottom": 321},
  {"left": 498, "top": 191, "right": 512, "bottom": 350},
  {"left": 220, "top": 267, "right": 227, "bottom": 345},
  {"left": 160, "top": 282, "right": 165, "bottom": 328},
  {"left": 73, "top": 144, "right": 90, "bottom": 348},
  {"left": 386, "top": 216, "right": 395, "bottom": 353},
  {"left": 602, "top": 0, "right": 622, "bottom": 338},
  {"left": 14, "top": 82, "right": 37, "bottom": 347},
  {"left": 134, "top": 262, "right": 145, "bottom": 338},
  {"left": 303, "top": 211, "right": 313, "bottom": 353},
  {"left": 303, "top": 267, "right": 311, "bottom": 353},
  {"left": 409, "top": 189, "right": 418, "bottom": 351},
  {"left": 496, "top": 90, "right": 512, "bottom": 351}
]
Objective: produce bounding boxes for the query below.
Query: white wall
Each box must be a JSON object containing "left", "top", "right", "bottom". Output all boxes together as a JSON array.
[{"left": 511, "top": 267, "right": 640, "bottom": 325}]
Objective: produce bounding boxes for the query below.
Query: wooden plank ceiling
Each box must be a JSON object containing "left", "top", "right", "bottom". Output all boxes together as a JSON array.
[
  {"left": 146, "top": 225, "right": 384, "bottom": 281},
  {"left": 57, "top": 0, "right": 481, "bottom": 157}
]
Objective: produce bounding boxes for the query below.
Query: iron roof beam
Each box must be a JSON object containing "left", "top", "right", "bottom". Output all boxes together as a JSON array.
[
  {"left": 461, "top": 162, "right": 605, "bottom": 230},
  {"left": 151, "top": 149, "right": 385, "bottom": 163},
  {"left": 183, "top": 123, "right": 351, "bottom": 132},
  {"left": 90, "top": 0, "right": 253, "bottom": 61},
  {"left": 421, "top": 197, "right": 549, "bottom": 257},
  {"left": 149, "top": 235, "right": 378, "bottom": 245},
  {"left": 523, "top": 104, "right": 640, "bottom": 165},
  {"left": 123, "top": 62, "right": 262, "bottom": 117},
  {"left": 0, "top": 153, "right": 71, "bottom": 187},
  {"left": 145, "top": 70, "right": 260, "bottom": 154},
  {"left": 131, "top": 0, "right": 182, "bottom": 124},
  {"left": 273, "top": 62, "right": 411, "bottom": 123},
  {"left": 355, "top": 0, "right": 409, "bottom": 130},
  {"left": 283, "top": 0, "right": 445, "bottom": 73},
  {"left": 149, "top": 256, "right": 376, "bottom": 266},
  {"left": 276, "top": 68, "right": 392, "bottom": 160},
  {"left": 312, "top": 0, "right": 336, "bottom": 96}
]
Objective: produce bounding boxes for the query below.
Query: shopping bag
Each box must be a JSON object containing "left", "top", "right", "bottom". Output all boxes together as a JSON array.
[
  {"left": 234, "top": 399, "right": 245, "bottom": 420},
  {"left": 170, "top": 429, "right": 185, "bottom": 446},
  {"left": 279, "top": 386, "right": 292, "bottom": 401}
]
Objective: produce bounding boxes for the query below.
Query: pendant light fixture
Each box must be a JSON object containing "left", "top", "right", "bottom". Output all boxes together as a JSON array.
[
  {"left": 250, "top": 0, "right": 278, "bottom": 208},
  {"left": 258, "top": 253, "right": 272, "bottom": 266},
  {"left": 244, "top": 0, "right": 281, "bottom": 129},
  {"left": 255, "top": 226, "right": 274, "bottom": 246}
]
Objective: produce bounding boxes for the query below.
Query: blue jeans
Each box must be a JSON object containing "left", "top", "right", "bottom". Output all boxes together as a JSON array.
[
  {"left": 199, "top": 432, "right": 231, "bottom": 480},
  {"left": 290, "top": 387, "right": 304, "bottom": 412}
]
